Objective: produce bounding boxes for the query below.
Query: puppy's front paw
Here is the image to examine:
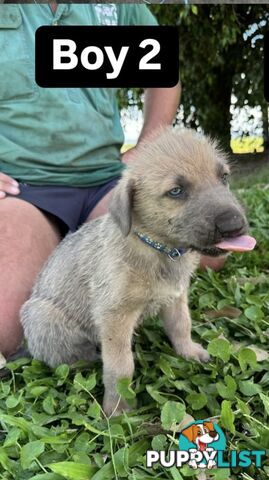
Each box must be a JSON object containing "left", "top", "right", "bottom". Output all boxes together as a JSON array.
[
  {"left": 103, "top": 395, "right": 131, "bottom": 417},
  {"left": 175, "top": 341, "right": 210, "bottom": 363}
]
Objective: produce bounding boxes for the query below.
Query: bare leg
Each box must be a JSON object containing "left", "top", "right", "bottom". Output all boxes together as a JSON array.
[
  {"left": 161, "top": 291, "right": 209, "bottom": 362},
  {"left": 0, "top": 198, "right": 61, "bottom": 356},
  {"left": 200, "top": 255, "right": 226, "bottom": 271},
  {"left": 87, "top": 188, "right": 114, "bottom": 221}
]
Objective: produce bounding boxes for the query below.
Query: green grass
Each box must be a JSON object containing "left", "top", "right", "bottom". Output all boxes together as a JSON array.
[
  {"left": 0, "top": 183, "right": 269, "bottom": 480},
  {"left": 231, "top": 165, "right": 269, "bottom": 190}
]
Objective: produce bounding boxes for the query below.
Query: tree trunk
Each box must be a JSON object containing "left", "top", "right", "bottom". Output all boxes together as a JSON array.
[{"left": 197, "top": 66, "right": 233, "bottom": 152}]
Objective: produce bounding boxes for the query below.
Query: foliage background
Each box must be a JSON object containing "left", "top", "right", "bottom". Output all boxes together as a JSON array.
[
  {"left": 119, "top": 4, "right": 269, "bottom": 151},
  {"left": 0, "top": 5, "right": 269, "bottom": 480}
]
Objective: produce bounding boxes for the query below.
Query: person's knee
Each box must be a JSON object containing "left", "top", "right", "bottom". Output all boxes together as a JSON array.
[
  {"left": 199, "top": 255, "right": 226, "bottom": 271},
  {"left": 0, "top": 198, "right": 61, "bottom": 258}
]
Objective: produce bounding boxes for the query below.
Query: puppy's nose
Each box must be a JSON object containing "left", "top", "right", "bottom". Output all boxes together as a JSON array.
[
  {"left": 215, "top": 210, "right": 246, "bottom": 238},
  {"left": 209, "top": 431, "right": 218, "bottom": 438}
]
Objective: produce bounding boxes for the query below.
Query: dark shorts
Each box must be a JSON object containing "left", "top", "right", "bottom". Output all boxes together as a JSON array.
[{"left": 14, "top": 177, "right": 120, "bottom": 236}]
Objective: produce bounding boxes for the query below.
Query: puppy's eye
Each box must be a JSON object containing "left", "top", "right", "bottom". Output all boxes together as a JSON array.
[
  {"left": 168, "top": 186, "right": 184, "bottom": 198},
  {"left": 221, "top": 173, "right": 229, "bottom": 185}
]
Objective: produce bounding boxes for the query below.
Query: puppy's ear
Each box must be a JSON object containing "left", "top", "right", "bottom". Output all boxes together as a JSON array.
[
  {"left": 181, "top": 425, "right": 196, "bottom": 443},
  {"left": 204, "top": 422, "right": 214, "bottom": 432},
  {"left": 109, "top": 177, "right": 134, "bottom": 236}
]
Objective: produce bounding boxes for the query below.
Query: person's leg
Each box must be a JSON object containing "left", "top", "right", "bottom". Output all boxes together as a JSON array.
[
  {"left": 0, "top": 198, "right": 61, "bottom": 356},
  {"left": 86, "top": 188, "right": 115, "bottom": 221},
  {"left": 199, "top": 255, "right": 226, "bottom": 271}
]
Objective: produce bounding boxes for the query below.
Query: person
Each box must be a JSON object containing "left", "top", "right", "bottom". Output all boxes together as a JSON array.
[{"left": 0, "top": 3, "right": 182, "bottom": 357}]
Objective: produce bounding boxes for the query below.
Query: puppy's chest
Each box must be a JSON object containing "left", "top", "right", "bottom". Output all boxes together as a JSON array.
[
  {"left": 143, "top": 290, "right": 182, "bottom": 318},
  {"left": 139, "top": 270, "right": 185, "bottom": 317}
]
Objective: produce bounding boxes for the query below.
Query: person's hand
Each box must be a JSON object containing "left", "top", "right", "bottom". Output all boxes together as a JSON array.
[{"left": 0, "top": 173, "right": 20, "bottom": 199}]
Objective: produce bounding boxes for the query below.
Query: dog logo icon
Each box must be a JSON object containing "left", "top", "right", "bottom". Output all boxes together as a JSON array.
[
  {"left": 179, "top": 420, "right": 226, "bottom": 469},
  {"left": 182, "top": 421, "right": 219, "bottom": 451}
]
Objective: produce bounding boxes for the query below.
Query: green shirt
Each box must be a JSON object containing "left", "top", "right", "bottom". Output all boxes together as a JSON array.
[{"left": 0, "top": 4, "right": 157, "bottom": 186}]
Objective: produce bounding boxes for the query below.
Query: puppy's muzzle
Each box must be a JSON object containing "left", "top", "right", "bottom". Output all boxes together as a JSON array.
[{"left": 215, "top": 208, "right": 247, "bottom": 240}]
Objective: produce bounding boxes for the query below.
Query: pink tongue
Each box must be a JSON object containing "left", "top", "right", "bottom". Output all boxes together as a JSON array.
[
  {"left": 215, "top": 235, "right": 256, "bottom": 252},
  {"left": 199, "top": 440, "right": 207, "bottom": 452}
]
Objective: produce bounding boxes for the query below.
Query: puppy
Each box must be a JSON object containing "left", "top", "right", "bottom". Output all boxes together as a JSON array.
[{"left": 21, "top": 128, "right": 253, "bottom": 416}]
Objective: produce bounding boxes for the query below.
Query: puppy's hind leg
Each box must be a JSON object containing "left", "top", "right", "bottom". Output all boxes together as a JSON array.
[
  {"left": 21, "top": 298, "right": 97, "bottom": 367},
  {"left": 161, "top": 290, "right": 210, "bottom": 363}
]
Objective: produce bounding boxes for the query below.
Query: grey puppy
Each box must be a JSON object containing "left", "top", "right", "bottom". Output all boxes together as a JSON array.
[{"left": 21, "top": 128, "right": 248, "bottom": 416}]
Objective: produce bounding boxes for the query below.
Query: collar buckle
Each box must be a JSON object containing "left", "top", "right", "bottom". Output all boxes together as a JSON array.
[{"left": 168, "top": 248, "right": 182, "bottom": 261}]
